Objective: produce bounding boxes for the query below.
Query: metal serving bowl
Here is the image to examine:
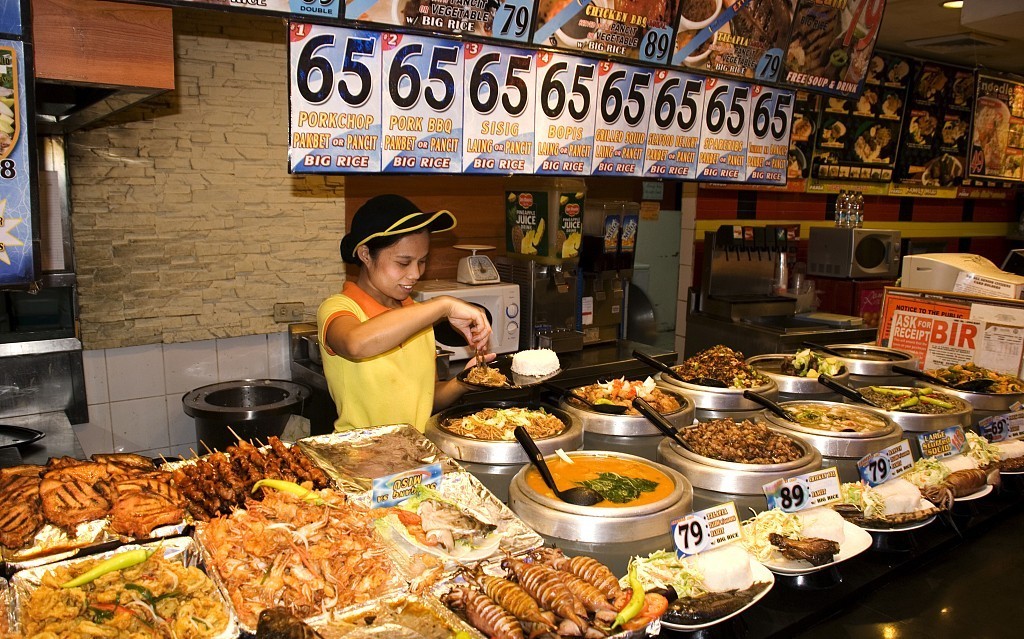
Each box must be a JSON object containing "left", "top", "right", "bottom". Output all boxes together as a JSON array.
[
  {"left": 915, "top": 381, "right": 1024, "bottom": 423},
  {"left": 508, "top": 450, "right": 692, "bottom": 544},
  {"left": 557, "top": 386, "right": 695, "bottom": 437},
  {"left": 656, "top": 375, "right": 779, "bottom": 411},
  {"left": 761, "top": 401, "right": 903, "bottom": 482},
  {"left": 425, "top": 401, "right": 583, "bottom": 466},
  {"left": 825, "top": 344, "right": 917, "bottom": 387},
  {"left": 841, "top": 387, "right": 972, "bottom": 433},
  {"left": 746, "top": 354, "right": 850, "bottom": 396}
]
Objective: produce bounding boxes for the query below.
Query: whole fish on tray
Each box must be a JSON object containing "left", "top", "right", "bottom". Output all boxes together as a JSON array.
[{"left": 393, "top": 488, "right": 498, "bottom": 554}]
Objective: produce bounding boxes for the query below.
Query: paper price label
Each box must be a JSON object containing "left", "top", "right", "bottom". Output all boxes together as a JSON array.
[
  {"left": 533, "top": 52, "right": 598, "bottom": 175},
  {"left": 917, "top": 426, "right": 967, "bottom": 460},
  {"left": 289, "top": 24, "right": 383, "bottom": 173},
  {"left": 592, "top": 61, "right": 653, "bottom": 177},
  {"left": 696, "top": 77, "right": 749, "bottom": 182},
  {"left": 492, "top": 0, "right": 535, "bottom": 43},
  {"left": 381, "top": 33, "right": 463, "bottom": 173},
  {"left": 763, "top": 467, "right": 841, "bottom": 513},
  {"left": 463, "top": 43, "right": 536, "bottom": 174},
  {"left": 643, "top": 69, "right": 703, "bottom": 179},
  {"left": 978, "top": 411, "right": 1024, "bottom": 443},
  {"left": 672, "top": 501, "right": 741, "bottom": 557},
  {"left": 371, "top": 463, "right": 443, "bottom": 508},
  {"left": 857, "top": 440, "right": 914, "bottom": 487},
  {"left": 745, "top": 85, "right": 793, "bottom": 185}
]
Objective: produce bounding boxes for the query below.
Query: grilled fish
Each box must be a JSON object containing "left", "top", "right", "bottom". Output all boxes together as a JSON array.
[
  {"left": 417, "top": 498, "right": 496, "bottom": 552},
  {"left": 768, "top": 533, "right": 840, "bottom": 566},
  {"left": 663, "top": 582, "right": 770, "bottom": 626}
]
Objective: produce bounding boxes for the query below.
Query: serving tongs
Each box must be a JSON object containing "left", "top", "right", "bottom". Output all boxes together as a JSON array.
[
  {"left": 891, "top": 364, "right": 996, "bottom": 393},
  {"left": 540, "top": 381, "right": 629, "bottom": 415},
  {"left": 742, "top": 389, "right": 798, "bottom": 422},
  {"left": 513, "top": 426, "right": 603, "bottom": 507},
  {"left": 632, "top": 350, "right": 728, "bottom": 388},
  {"left": 816, "top": 374, "right": 886, "bottom": 409},
  {"left": 801, "top": 341, "right": 846, "bottom": 358},
  {"left": 632, "top": 397, "right": 696, "bottom": 453}
]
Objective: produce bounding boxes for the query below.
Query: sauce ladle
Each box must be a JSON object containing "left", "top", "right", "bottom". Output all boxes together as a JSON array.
[
  {"left": 513, "top": 426, "right": 603, "bottom": 507},
  {"left": 632, "top": 350, "right": 728, "bottom": 388}
]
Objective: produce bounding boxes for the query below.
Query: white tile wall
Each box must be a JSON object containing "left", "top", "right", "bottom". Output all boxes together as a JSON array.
[{"left": 78, "top": 332, "right": 291, "bottom": 455}]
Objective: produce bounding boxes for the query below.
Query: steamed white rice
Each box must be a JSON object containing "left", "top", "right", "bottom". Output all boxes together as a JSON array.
[{"left": 511, "top": 348, "right": 560, "bottom": 376}]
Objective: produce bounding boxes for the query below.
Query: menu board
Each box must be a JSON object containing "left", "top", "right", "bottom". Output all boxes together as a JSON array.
[
  {"left": 592, "top": 60, "right": 654, "bottom": 176},
  {"left": 896, "top": 62, "right": 974, "bottom": 188},
  {"left": 672, "top": 0, "right": 797, "bottom": 84},
  {"left": 786, "top": 90, "right": 817, "bottom": 182},
  {"left": 531, "top": 0, "right": 679, "bottom": 65},
  {"left": 0, "top": 0, "right": 21, "bottom": 37},
  {"left": 969, "top": 74, "right": 1024, "bottom": 182},
  {"left": 643, "top": 68, "right": 703, "bottom": 178},
  {"left": 534, "top": 52, "right": 599, "bottom": 175},
  {"left": 463, "top": 42, "right": 537, "bottom": 173},
  {"left": 288, "top": 23, "right": 793, "bottom": 180},
  {"left": 125, "top": 0, "right": 342, "bottom": 19},
  {"left": 380, "top": 33, "right": 464, "bottom": 172},
  {"left": 810, "top": 52, "right": 909, "bottom": 182},
  {"left": 288, "top": 24, "right": 383, "bottom": 173},
  {"left": 696, "top": 76, "right": 749, "bottom": 182},
  {"left": 347, "top": 0, "right": 534, "bottom": 43},
  {"left": 782, "top": 0, "right": 887, "bottom": 98},
  {"left": 0, "top": 40, "right": 33, "bottom": 286}
]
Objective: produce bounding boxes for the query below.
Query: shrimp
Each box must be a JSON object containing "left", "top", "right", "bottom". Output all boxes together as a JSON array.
[{"left": 444, "top": 585, "right": 524, "bottom": 639}]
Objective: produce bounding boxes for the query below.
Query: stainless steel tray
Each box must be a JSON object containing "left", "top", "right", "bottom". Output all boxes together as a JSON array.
[
  {"left": 747, "top": 354, "right": 851, "bottom": 395},
  {"left": 559, "top": 385, "right": 696, "bottom": 436},
  {"left": 657, "top": 375, "right": 779, "bottom": 411}
]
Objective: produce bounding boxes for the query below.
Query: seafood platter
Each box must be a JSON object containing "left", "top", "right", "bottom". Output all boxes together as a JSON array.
[
  {"left": 656, "top": 346, "right": 780, "bottom": 419},
  {"left": 821, "top": 344, "right": 917, "bottom": 387},
  {"left": 914, "top": 363, "right": 1024, "bottom": 424},
  {"left": 657, "top": 418, "right": 822, "bottom": 514},
  {"left": 747, "top": 350, "right": 850, "bottom": 400},
  {"left": 760, "top": 401, "right": 903, "bottom": 482}
]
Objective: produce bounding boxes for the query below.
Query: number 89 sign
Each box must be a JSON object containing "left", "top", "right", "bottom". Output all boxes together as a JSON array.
[{"left": 289, "top": 24, "right": 383, "bottom": 173}]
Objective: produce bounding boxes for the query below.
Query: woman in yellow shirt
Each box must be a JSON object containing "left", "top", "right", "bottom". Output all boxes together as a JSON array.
[{"left": 317, "top": 195, "right": 493, "bottom": 432}]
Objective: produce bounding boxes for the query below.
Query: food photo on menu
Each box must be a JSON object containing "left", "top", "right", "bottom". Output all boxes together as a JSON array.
[{"left": 533, "top": 0, "right": 679, "bottom": 59}]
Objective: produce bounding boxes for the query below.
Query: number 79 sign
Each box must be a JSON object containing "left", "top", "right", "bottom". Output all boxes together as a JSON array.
[
  {"left": 672, "top": 501, "right": 741, "bottom": 557},
  {"left": 857, "top": 439, "right": 913, "bottom": 487}
]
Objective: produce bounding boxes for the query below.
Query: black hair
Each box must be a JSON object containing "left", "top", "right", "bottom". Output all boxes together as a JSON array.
[{"left": 347, "top": 228, "right": 430, "bottom": 266}]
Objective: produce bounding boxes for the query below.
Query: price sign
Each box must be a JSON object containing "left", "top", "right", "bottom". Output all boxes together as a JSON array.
[
  {"left": 745, "top": 85, "right": 793, "bottom": 185},
  {"left": 381, "top": 33, "right": 463, "bottom": 173},
  {"left": 978, "top": 411, "right": 1024, "bottom": 443},
  {"left": 696, "top": 77, "right": 749, "bottom": 182},
  {"left": 346, "top": 0, "right": 531, "bottom": 43},
  {"left": 671, "top": 501, "right": 741, "bottom": 557},
  {"left": 371, "top": 463, "right": 443, "bottom": 508},
  {"left": 0, "top": 0, "right": 21, "bottom": 36},
  {"left": 642, "top": 69, "right": 703, "bottom": 179},
  {"left": 857, "top": 439, "right": 914, "bottom": 487},
  {"left": 0, "top": 40, "right": 33, "bottom": 286},
  {"left": 462, "top": 43, "right": 536, "bottom": 174},
  {"left": 533, "top": 52, "right": 598, "bottom": 175},
  {"left": 917, "top": 426, "right": 967, "bottom": 460},
  {"left": 289, "top": 24, "right": 383, "bottom": 174},
  {"left": 532, "top": 0, "right": 677, "bottom": 64},
  {"left": 763, "top": 467, "right": 841, "bottom": 513},
  {"left": 592, "top": 61, "right": 653, "bottom": 177},
  {"left": 492, "top": 0, "right": 536, "bottom": 43}
]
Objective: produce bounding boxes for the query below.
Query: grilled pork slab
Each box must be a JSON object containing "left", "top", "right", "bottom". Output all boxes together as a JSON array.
[
  {"left": 109, "top": 492, "right": 184, "bottom": 538},
  {"left": 39, "top": 478, "right": 111, "bottom": 533},
  {"left": 0, "top": 503, "right": 44, "bottom": 548}
]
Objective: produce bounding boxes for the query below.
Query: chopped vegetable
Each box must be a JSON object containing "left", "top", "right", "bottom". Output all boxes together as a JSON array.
[
  {"left": 578, "top": 472, "right": 658, "bottom": 504},
  {"left": 964, "top": 431, "right": 1001, "bottom": 467},
  {"left": 612, "top": 565, "right": 645, "bottom": 629},
  {"left": 902, "top": 458, "right": 951, "bottom": 490},
  {"left": 740, "top": 509, "right": 802, "bottom": 562},
  {"left": 626, "top": 550, "right": 706, "bottom": 599},
  {"left": 61, "top": 548, "right": 155, "bottom": 589}
]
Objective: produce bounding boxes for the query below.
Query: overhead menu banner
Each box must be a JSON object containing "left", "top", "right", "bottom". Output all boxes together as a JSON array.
[
  {"left": 673, "top": 0, "right": 797, "bottom": 84},
  {"left": 782, "top": 0, "right": 887, "bottom": 98},
  {"left": 115, "top": 0, "right": 341, "bottom": 19},
  {"left": 0, "top": 0, "right": 21, "bottom": 37},
  {"left": 969, "top": 73, "right": 1024, "bottom": 183},
  {"left": 0, "top": 40, "right": 33, "bottom": 286},
  {"left": 289, "top": 23, "right": 792, "bottom": 182},
  {"left": 532, "top": 0, "right": 680, "bottom": 65},
  {"left": 347, "top": 0, "right": 535, "bottom": 43}
]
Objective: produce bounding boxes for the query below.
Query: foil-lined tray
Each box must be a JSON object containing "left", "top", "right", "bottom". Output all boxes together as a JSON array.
[
  {"left": 9, "top": 536, "right": 238, "bottom": 639},
  {"left": 365, "top": 470, "right": 544, "bottom": 579},
  {"left": 193, "top": 490, "right": 409, "bottom": 634},
  {"left": 298, "top": 424, "right": 461, "bottom": 493},
  {"left": 0, "top": 576, "right": 9, "bottom": 637},
  {"left": 304, "top": 591, "right": 486, "bottom": 639},
  {"left": 433, "top": 556, "right": 659, "bottom": 639}
]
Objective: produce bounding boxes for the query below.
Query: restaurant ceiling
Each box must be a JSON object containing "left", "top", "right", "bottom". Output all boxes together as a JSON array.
[{"left": 877, "top": 0, "right": 1024, "bottom": 75}]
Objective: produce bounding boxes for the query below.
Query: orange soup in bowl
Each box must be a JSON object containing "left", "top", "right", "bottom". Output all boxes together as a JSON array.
[{"left": 525, "top": 455, "right": 675, "bottom": 508}]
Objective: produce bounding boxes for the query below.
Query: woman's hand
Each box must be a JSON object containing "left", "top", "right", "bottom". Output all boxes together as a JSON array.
[
  {"left": 444, "top": 296, "right": 493, "bottom": 352},
  {"left": 462, "top": 352, "right": 497, "bottom": 371}
]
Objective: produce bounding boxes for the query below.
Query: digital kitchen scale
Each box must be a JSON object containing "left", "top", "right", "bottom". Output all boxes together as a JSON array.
[{"left": 455, "top": 245, "right": 500, "bottom": 285}]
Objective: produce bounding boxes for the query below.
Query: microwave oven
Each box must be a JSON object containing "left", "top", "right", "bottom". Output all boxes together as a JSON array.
[
  {"left": 411, "top": 280, "right": 520, "bottom": 360},
  {"left": 807, "top": 227, "right": 902, "bottom": 279}
]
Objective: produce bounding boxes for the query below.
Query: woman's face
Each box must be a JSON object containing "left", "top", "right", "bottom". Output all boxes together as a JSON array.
[{"left": 360, "top": 231, "right": 430, "bottom": 305}]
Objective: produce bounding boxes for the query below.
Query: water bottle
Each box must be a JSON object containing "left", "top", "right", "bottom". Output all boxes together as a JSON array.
[
  {"left": 834, "top": 190, "right": 847, "bottom": 227},
  {"left": 853, "top": 191, "right": 865, "bottom": 227}
]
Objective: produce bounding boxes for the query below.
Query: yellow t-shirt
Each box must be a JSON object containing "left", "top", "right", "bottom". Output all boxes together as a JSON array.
[{"left": 317, "top": 281, "right": 436, "bottom": 432}]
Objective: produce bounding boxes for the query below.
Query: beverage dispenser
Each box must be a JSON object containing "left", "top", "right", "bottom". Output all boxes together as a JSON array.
[{"left": 577, "top": 200, "right": 639, "bottom": 345}]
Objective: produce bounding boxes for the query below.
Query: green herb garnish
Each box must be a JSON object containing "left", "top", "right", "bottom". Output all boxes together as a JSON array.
[{"left": 578, "top": 472, "right": 658, "bottom": 504}]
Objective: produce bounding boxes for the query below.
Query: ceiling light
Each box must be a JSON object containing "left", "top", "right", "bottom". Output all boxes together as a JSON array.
[{"left": 942, "top": 1, "right": 963, "bottom": 8}]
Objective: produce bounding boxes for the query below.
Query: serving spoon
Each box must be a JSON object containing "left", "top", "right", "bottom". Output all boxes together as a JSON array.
[
  {"left": 816, "top": 374, "right": 886, "bottom": 409},
  {"left": 801, "top": 341, "right": 846, "bottom": 358},
  {"left": 540, "top": 381, "right": 629, "bottom": 415},
  {"left": 632, "top": 350, "right": 728, "bottom": 388},
  {"left": 632, "top": 397, "right": 696, "bottom": 454},
  {"left": 513, "top": 426, "right": 603, "bottom": 507},
  {"left": 742, "top": 389, "right": 798, "bottom": 422},
  {"left": 891, "top": 365, "right": 996, "bottom": 393}
]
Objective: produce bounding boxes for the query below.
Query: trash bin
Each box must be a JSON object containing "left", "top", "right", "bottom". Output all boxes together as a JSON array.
[{"left": 182, "top": 379, "right": 310, "bottom": 451}]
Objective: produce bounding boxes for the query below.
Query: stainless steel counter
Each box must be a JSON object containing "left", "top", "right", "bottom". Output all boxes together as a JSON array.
[{"left": 0, "top": 411, "right": 82, "bottom": 466}]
